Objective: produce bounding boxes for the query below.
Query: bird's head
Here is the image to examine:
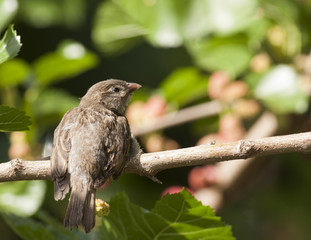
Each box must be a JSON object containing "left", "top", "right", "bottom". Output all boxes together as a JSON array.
[{"left": 79, "top": 79, "right": 141, "bottom": 114}]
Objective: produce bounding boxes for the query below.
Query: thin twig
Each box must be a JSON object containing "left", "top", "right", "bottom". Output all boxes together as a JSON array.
[
  {"left": 131, "top": 100, "right": 223, "bottom": 136},
  {"left": 0, "top": 131, "right": 310, "bottom": 182}
]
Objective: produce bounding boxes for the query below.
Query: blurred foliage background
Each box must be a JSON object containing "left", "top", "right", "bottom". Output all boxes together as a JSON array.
[{"left": 1, "top": 0, "right": 311, "bottom": 239}]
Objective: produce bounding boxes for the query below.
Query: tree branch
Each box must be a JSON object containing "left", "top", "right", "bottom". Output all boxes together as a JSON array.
[
  {"left": 0, "top": 159, "right": 51, "bottom": 182},
  {"left": 1, "top": 131, "right": 311, "bottom": 182}
]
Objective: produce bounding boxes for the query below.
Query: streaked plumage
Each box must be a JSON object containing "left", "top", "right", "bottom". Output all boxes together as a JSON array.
[{"left": 51, "top": 79, "right": 141, "bottom": 233}]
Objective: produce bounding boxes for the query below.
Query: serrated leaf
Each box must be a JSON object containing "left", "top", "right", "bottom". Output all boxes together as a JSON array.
[
  {"left": 0, "top": 105, "right": 31, "bottom": 131},
  {"left": 100, "top": 189, "right": 235, "bottom": 240},
  {"left": 161, "top": 67, "right": 208, "bottom": 107},
  {"left": 33, "top": 40, "right": 98, "bottom": 86},
  {"left": 0, "top": 25, "right": 22, "bottom": 64},
  {"left": 0, "top": 181, "right": 46, "bottom": 216}
]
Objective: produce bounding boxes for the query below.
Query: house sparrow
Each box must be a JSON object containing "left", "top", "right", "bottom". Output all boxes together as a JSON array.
[{"left": 51, "top": 79, "right": 142, "bottom": 233}]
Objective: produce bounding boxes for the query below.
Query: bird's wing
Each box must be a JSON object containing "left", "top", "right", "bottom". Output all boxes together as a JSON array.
[
  {"left": 111, "top": 115, "right": 131, "bottom": 180},
  {"left": 90, "top": 112, "right": 131, "bottom": 188},
  {"left": 51, "top": 107, "right": 79, "bottom": 200}
]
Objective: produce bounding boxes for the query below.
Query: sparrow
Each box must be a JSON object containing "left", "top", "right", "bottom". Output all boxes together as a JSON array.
[{"left": 50, "top": 79, "right": 142, "bottom": 233}]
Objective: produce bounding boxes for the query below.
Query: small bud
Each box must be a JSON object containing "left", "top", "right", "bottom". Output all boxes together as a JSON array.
[
  {"left": 144, "top": 95, "right": 167, "bottom": 118},
  {"left": 220, "top": 81, "right": 249, "bottom": 102},
  {"left": 267, "top": 25, "right": 286, "bottom": 48},
  {"left": 232, "top": 99, "right": 261, "bottom": 118},
  {"left": 208, "top": 71, "right": 230, "bottom": 99},
  {"left": 250, "top": 53, "right": 271, "bottom": 73},
  {"left": 95, "top": 199, "right": 110, "bottom": 217}
]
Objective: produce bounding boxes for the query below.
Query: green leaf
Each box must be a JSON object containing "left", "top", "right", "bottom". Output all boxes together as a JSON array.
[
  {"left": 18, "top": 0, "right": 85, "bottom": 28},
  {"left": 161, "top": 67, "right": 208, "bottom": 107},
  {"left": 181, "top": 0, "right": 258, "bottom": 39},
  {"left": 1, "top": 211, "right": 93, "bottom": 240},
  {"left": 115, "top": 0, "right": 257, "bottom": 44},
  {"left": 188, "top": 36, "right": 252, "bottom": 77},
  {"left": 0, "top": 105, "right": 31, "bottom": 131},
  {"left": 35, "top": 211, "right": 93, "bottom": 240},
  {"left": 100, "top": 189, "right": 235, "bottom": 240},
  {"left": 245, "top": 18, "right": 270, "bottom": 49},
  {"left": 33, "top": 40, "right": 98, "bottom": 86},
  {"left": 92, "top": 1, "right": 145, "bottom": 55},
  {"left": 93, "top": 0, "right": 257, "bottom": 54},
  {"left": 32, "top": 89, "right": 79, "bottom": 129},
  {"left": 1, "top": 191, "right": 234, "bottom": 239},
  {"left": 0, "top": 181, "right": 46, "bottom": 216},
  {"left": 114, "top": 0, "right": 185, "bottom": 48},
  {"left": 0, "top": 0, "right": 18, "bottom": 32},
  {"left": 1, "top": 212, "right": 56, "bottom": 240},
  {"left": 0, "top": 25, "right": 22, "bottom": 64},
  {"left": 34, "top": 89, "right": 79, "bottom": 116},
  {"left": 245, "top": 72, "right": 266, "bottom": 90},
  {"left": 254, "top": 65, "right": 308, "bottom": 113},
  {"left": 260, "top": 0, "right": 301, "bottom": 58},
  {"left": 0, "top": 58, "right": 30, "bottom": 87}
]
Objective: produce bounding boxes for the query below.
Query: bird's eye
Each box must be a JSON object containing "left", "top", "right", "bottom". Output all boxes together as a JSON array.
[{"left": 113, "top": 87, "right": 120, "bottom": 93}]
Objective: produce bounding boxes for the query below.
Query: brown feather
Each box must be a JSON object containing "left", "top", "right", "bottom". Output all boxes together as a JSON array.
[{"left": 50, "top": 79, "right": 141, "bottom": 233}]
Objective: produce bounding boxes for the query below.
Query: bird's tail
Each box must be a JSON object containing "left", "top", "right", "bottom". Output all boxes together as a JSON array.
[{"left": 64, "top": 186, "right": 96, "bottom": 233}]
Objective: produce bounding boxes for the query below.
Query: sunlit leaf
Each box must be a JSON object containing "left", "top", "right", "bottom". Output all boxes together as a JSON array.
[
  {"left": 183, "top": 0, "right": 257, "bottom": 38},
  {"left": 261, "top": 0, "right": 298, "bottom": 23},
  {"left": 161, "top": 67, "right": 208, "bottom": 107},
  {"left": 0, "top": 0, "right": 18, "bottom": 32},
  {"left": 0, "top": 25, "right": 22, "bottom": 64},
  {"left": 92, "top": 1, "right": 145, "bottom": 55},
  {"left": 261, "top": 0, "right": 301, "bottom": 58},
  {"left": 93, "top": 0, "right": 257, "bottom": 54},
  {"left": 0, "top": 181, "right": 46, "bottom": 216},
  {"left": 0, "top": 105, "right": 31, "bottom": 131},
  {"left": 18, "top": 0, "right": 85, "bottom": 28},
  {"left": 254, "top": 65, "right": 308, "bottom": 113},
  {"left": 100, "top": 189, "right": 235, "bottom": 239},
  {"left": 33, "top": 40, "right": 98, "bottom": 86},
  {"left": 114, "top": 0, "right": 186, "bottom": 47},
  {"left": 0, "top": 58, "right": 29, "bottom": 87},
  {"left": 188, "top": 36, "right": 252, "bottom": 77},
  {"left": 245, "top": 18, "right": 270, "bottom": 49}
]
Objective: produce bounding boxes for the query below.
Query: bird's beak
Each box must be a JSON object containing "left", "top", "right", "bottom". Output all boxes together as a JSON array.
[{"left": 128, "top": 82, "right": 142, "bottom": 93}]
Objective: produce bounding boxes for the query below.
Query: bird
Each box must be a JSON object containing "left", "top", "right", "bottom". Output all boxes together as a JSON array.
[{"left": 50, "top": 79, "right": 142, "bottom": 233}]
